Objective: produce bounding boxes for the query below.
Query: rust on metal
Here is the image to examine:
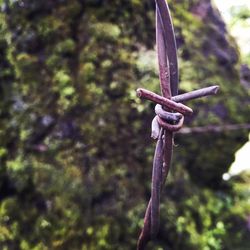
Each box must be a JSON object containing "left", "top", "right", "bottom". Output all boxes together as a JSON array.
[
  {"left": 137, "top": 85, "right": 220, "bottom": 104},
  {"left": 157, "top": 115, "right": 184, "bottom": 132},
  {"left": 135, "top": 0, "right": 219, "bottom": 249},
  {"left": 155, "top": 104, "right": 182, "bottom": 123},
  {"left": 136, "top": 88, "right": 193, "bottom": 115},
  {"left": 150, "top": 128, "right": 164, "bottom": 238},
  {"left": 172, "top": 85, "right": 220, "bottom": 103},
  {"left": 156, "top": 0, "right": 179, "bottom": 96}
]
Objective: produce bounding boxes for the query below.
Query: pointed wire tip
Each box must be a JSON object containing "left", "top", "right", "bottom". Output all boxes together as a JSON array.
[
  {"left": 151, "top": 116, "right": 160, "bottom": 140},
  {"left": 206, "top": 85, "right": 220, "bottom": 95},
  {"left": 211, "top": 85, "right": 220, "bottom": 94},
  {"left": 136, "top": 88, "right": 143, "bottom": 98},
  {"left": 151, "top": 131, "right": 159, "bottom": 140}
]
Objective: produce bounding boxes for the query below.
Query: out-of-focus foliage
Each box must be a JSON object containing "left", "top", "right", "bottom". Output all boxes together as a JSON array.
[
  {"left": 229, "top": 4, "right": 250, "bottom": 65},
  {"left": 0, "top": 0, "right": 249, "bottom": 249}
]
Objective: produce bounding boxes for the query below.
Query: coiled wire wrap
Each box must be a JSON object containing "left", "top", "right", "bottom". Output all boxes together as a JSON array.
[{"left": 151, "top": 104, "right": 184, "bottom": 139}]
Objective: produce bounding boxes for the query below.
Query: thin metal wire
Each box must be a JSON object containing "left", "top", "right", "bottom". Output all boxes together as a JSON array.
[{"left": 136, "top": 1, "right": 219, "bottom": 249}]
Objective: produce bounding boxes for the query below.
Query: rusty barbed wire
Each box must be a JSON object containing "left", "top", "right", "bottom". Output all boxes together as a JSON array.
[{"left": 135, "top": 1, "right": 219, "bottom": 249}]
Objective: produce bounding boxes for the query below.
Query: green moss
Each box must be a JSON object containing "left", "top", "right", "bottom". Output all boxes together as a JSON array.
[{"left": 0, "top": 0, "right": 249, "bottom": 249}]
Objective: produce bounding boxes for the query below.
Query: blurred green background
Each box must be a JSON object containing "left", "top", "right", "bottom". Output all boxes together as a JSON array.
[{"left": 0, "top": 0, "right": 249, "bottom": 249}]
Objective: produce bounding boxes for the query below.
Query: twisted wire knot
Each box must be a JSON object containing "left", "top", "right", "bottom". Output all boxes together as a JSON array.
[
  {"left": 136, "top": 86, "right": 219, "bottom": 249},
  {"left": 151, "top": 104, "right": 184, "bottom": 139}
]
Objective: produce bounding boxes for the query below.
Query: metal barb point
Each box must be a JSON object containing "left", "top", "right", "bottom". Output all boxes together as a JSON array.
[{"left": 136, "top": 1, "right": 219, "bottom": 249}]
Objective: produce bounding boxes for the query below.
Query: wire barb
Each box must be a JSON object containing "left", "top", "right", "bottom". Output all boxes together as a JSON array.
[{"left": 136, "top": 1, "right": 219, "bottom": 249}]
